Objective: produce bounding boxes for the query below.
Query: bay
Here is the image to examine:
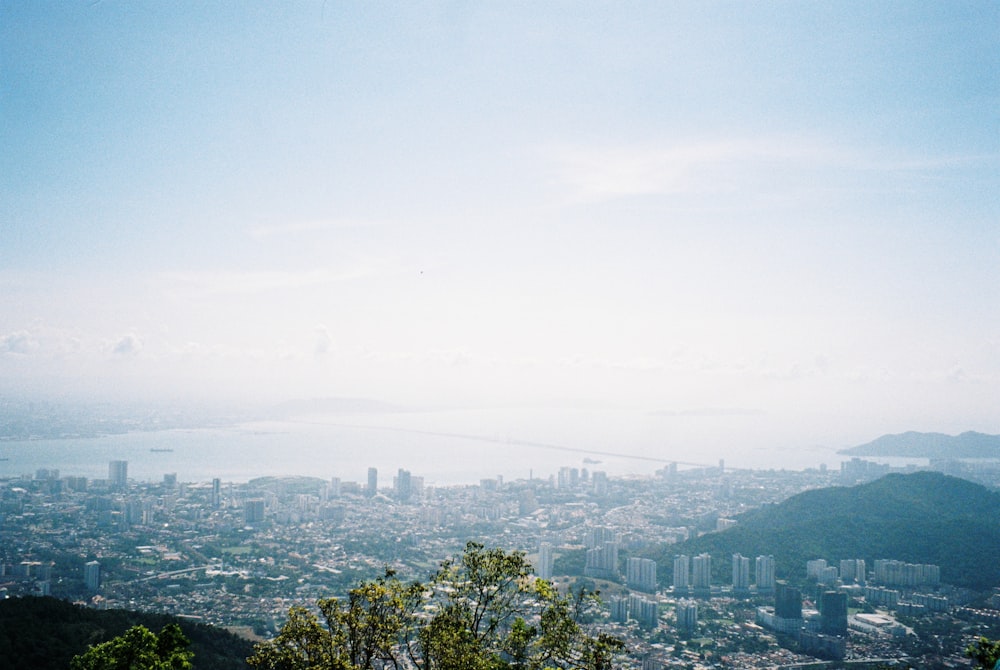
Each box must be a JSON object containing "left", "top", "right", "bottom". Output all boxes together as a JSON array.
[{"left": 0, "top": 407, "right": 844, "bottom": 486}]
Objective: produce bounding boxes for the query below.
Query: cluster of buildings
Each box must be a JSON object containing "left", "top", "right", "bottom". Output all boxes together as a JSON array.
[{"left": 0, "top": 456, "right": 991, "bottom": 669}]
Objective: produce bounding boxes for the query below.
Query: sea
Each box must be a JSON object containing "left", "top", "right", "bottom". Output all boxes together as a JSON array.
[{"left": 0, "top": 407, "right": 859, "bottom": 486}]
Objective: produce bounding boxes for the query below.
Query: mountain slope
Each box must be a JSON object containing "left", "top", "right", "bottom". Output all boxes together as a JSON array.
[{"left": 649, "top": 472, "right": 1000, "bottom": 590}]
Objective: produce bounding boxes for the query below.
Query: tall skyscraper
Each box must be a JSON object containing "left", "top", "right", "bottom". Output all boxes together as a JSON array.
[
  {"left": 367, "top": 467, "right": 378, "bottom": 497},
  {"left": 211, "top": 478, "right": 221, "bottom": 508},
  {"left": 584, "top": 541, "right": 619, "bottom": 580},
  {"left": 627, "top": 557, "right": 658, "bottom": 593},
  {"left": 396, "top": 468, "right": 412, "bottom": 502},
  {"left": 692, "top": 553, "right": 712, "bottom": 592},
  {"left": 839, "top": 558, "right": 866, "bottom": 585},
  {"left": 245, "top": 498, "right": 266, "bottom": 524},
  {"left": 84, "top": 560, "right": 101, "bottom": 591},
  {"left": 628, "top": 594, "right": 659, "bottom": 629},
  {"left": 755, "top": 555, "right": 776, "bottom": 591},
  {"left": 775, "top": 581, "right": 803, "bottom": 619},
  {"left": 820, "top": 591, "right": 848, "bottom": 636},
  {"left": 592, "top": 471, "right": 609, "bottom": 496},
  {"left": 732, "top": 553, "right": 750, "bottom": 593},
  {"left": 673, "top": 554, "right": 690, "bottom": 592},
  {"left": 677, "top": 600, "right": 698, "bottom": 629},
  {"left": 109, "top": 460, "right": 128, "bottom": 490},
  {"left": 537, "top": 542, "right": 554, "bottom": 580}
]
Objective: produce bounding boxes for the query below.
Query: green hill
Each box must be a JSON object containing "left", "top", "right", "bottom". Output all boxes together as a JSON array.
[
  {"left": 0, "top": 596, "right": 253, "bottom": 670},
  {"left": 647, "top": 471, "right": 1000, "bottom": 590},
  {"left": 839, "top": 431, "right": 1000, "bottom": 458}
]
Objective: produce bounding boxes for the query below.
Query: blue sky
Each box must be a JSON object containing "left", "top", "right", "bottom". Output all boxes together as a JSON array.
[{"left": 1, "top": 1, "right": 998, "bottom": 447}]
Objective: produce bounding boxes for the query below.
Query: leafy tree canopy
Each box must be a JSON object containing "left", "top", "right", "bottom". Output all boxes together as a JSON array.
[
  {"left": 968, "top": 637, "right": 1000, "bottom": 669},
  {"left": 70, "top": 623, "right": 193, "bottom": 670},
  {"left": 249, "top": 542, "right": 624, "bottom": 670}
]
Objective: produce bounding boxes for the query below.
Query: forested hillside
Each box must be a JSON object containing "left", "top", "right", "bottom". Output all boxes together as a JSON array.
[
  {"left": 0, "top": 596, "right": 252, "bottom": 670},
  {"left": 648, "top": 472, "right": 1000, "bottom": 590}
]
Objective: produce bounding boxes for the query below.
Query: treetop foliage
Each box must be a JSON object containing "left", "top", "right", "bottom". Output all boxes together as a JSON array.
[
  {"left": 70, "top": 623, "right": 193, "bottom": 670},
  {"left": 249, "top": 541, "right": 624, "bottom": 670}
]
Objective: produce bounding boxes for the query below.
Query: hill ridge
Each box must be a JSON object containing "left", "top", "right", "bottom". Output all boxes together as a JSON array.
[
  {"left": 839, "top": 431, "right": 1000, "bottom": 458},
  {"left": 648, "top": 471, "right": 1000, "bottom": 590}
]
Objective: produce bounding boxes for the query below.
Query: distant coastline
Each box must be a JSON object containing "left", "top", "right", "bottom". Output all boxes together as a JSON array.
[{"left": 838, "top": 431, "right": 1000, "bottom": 459}]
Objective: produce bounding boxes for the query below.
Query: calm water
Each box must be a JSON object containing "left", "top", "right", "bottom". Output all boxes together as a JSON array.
[{"left": 0, "top": 408, "right": 845, "bottom": 486}]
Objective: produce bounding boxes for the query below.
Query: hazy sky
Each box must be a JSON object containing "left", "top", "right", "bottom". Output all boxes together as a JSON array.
[{"left": 1, "top": 2, "right": 997, "bottom": 443}]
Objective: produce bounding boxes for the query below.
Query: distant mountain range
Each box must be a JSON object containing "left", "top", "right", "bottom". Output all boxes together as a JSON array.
[
  {"left": 647, "top": 471, "right": 1000, "bottom": 590},
  {"left": 839, "top": 431, "right": 1000, "bottom": 459}
]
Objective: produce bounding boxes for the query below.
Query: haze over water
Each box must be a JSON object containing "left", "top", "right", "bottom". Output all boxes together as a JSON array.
[{"left": 2, "top": 407, "right": 852, "bottom": 486}]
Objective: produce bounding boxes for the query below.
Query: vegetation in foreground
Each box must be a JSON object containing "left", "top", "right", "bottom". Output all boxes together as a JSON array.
[
  {"left": 0, "top": 595, "right": 252, "bottom": 670},
  {"left": 248, "top": 541, "right": 624, "bottom": 669}
]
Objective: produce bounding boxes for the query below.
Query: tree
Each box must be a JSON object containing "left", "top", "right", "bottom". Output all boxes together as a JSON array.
[
  {"left": 249, "top": 542, "right": 624, "bottom": 670},
  {"left": 247, "top": 569, "right": 423, "bottom": 670},
  {"left": 70, "top": 623, "right": 193, "bottom": 670},
  {"left": 967, "top": 637, "right": 1000, "bottom": 669}
]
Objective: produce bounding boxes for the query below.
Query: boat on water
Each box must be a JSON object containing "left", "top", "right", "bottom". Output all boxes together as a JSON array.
[{"left": 150, "top": 448, "right": 174, "bottom": 453}]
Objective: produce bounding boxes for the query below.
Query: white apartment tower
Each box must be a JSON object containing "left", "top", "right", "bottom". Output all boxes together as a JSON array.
[
  {"left": 109, "top": 460, "right": 128, "bottom": 490},
  {"left": 755, "top": 555, "right": 776, "bottom": 591},
  {"left": 732, "top": 553, "right": 750, "bottom": 592},
  {"left": 692, "top": 553, "right": 712, "bottom": 590},
  {"left": 537, "top": 542, "right": 554, "bottom": 580},
  {"left": 627, "top": 557, "right": 658, "bottom": 593},
  {"left": 673, "top": 555, "right": 690, "bottom": 591}
]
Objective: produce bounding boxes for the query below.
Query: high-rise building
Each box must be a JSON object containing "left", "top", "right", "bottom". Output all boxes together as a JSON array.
[
  {"left": 775, "top": 581, "right": 803, "bottom": 619},
  {"left": 873, "top": 560, "right": 938, "bottom": 587},
  {"left": 820, "top": 591, "right": 848, "bottom": 636},
  {"left": 211, "top": 478, "right": 221, "bottom": 508},
  {"left": 629, "top": 594, "right": 659, "bottom": 629},
  {"left": 537, "top": 542, "right": 554, "bottom": 580},
  {"left": 329, "top": 477, "right": 341, "bottom": 497},
  {"left": 584, "top": 541, "right": 619, "bottom": 580},
  {"left": 109, "top": 460, "right": 128, "bottom": 490},
  {"left": 609, "top": 596, "right": 628, "bottom": 623},
  {"left": 592, "top": 471, "right": 609, "bottom": 496},
  {"left": 755, "top": 555, "right": 776, "bottom": 591},
  {"left": 692, "top": 553, "right": 712, "bottom": 592},
  {"left": 673, "top": 555, "right": 690, "bottom": 592},
  {"left": 677, "top": 600, "right": 698, "bottom": 629},
  {"left": 367, "top": 467, "right": 378, "bottom": 497},
  {"left": 806, "top": 559, "right": 828, "bottom": 579},
  {"left": 396, "top": 468, "right": 412, "bottom": 502},
  {"left": 245, "top": 498, "right": 266, "bottom": 524},
  {"left": 584, "top": 526, "right": 617, "bottom": 549},
  {"left": 732, "top": 553, "right": 750, "bottom": 593},
  {"left": 84, "top": 560, "right": 101, "bottom": 591},
  {"left": 627, "top": 557, "right": 658, "bottom": 593},
  {"left": 519, "top": 490, "right": 538, "bottom": 516}
]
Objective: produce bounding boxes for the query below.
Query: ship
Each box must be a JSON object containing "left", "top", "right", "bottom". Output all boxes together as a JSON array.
[{"left": 150, "top": 448, "right": 174, "bottom": 453}]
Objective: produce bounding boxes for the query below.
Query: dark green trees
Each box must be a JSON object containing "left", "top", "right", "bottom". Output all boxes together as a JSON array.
[
  {"left": 249, "top": 542, "right": 623, "bottom": 670},
  {"left": 967, "top": 637, "right": 1000, "bottom": 669},
  {"left": 70, "top": 623, "right": 194, "bottom": 670}
]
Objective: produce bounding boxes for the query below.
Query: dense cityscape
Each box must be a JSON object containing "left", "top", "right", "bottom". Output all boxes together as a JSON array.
[{"left": 3, "top": 454, "right": 999, "bottom": 669}]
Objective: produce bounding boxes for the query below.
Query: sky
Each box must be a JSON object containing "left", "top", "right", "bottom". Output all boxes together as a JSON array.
[{"left": 1, "top": 1, "right": 998, "bottom": 449}]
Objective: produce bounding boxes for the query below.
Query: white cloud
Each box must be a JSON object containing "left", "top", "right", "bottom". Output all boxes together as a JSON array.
[
  {"left": 112, "top": 333, "right": 143, "bottom": 356},
  {"left": 161, "top": 267, "right": 375, "bottom": 296},
  {"left": 247, "top": 218, "right": 382, "bottom": 240},
  {"left": 1, "top": 330, "right": 40, "bottom": 355},
  {"left": 546, "top": 136, "right": 850, "bottom": 201},
  {"left": 314, "top": 326, "right": 333, "bottom": 356}
]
